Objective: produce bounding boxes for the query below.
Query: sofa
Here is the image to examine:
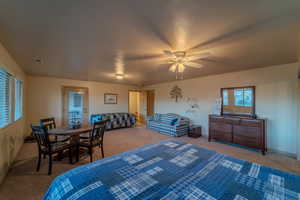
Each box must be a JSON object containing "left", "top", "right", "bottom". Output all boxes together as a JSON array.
[
  {"left": 90, "top": 113, "right": 136, "bottom": 130},
  {"left": 146, "top": 113, "right": 190, "bottom": 137}
]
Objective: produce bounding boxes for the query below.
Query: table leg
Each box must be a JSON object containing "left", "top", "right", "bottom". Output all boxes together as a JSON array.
[{"left": 70, "top": 135, "right": 80, "bottom": 163}]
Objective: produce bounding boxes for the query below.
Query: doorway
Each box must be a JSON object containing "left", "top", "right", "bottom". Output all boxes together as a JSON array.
[
  {"left": 146, "top": 90, "right": 155, "bottom": 117},
  {"left": 128, "top": 91, "right": 141, "bottom": 123},
  {"left": 128, "top": 90, "right": 155, "bottom": 125},
  {"left": 62, "top": 86, "right": 89, "bottom": 126}
]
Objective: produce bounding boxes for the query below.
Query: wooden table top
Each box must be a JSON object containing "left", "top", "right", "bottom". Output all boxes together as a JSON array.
[{"left": 48, "top": 126, "right": 92, "bottom": 136}]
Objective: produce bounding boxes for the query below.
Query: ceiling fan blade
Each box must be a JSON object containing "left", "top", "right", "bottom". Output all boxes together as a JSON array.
[
  {"left": 163, "top": 50, "right": 174, "bottom": 57},
  {"left": 185, "top": 62, "right": 204, "bottom": 68},
  {"left": 178, "top": 64, "right": 185, "bottom": 73},
  {"left": 187, "top": 52, "right": 211, "bottom": 61},
  {"left": 169, "top": 64, "right": 177, "bottom": 72},
  {"left": 125, "top": 53, "right": 164, "bottom": 61},
  {"left": 200, "top": 57, "right": 243, "bottom": 67}
]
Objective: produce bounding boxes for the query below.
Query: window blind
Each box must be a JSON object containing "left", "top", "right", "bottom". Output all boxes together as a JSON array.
[
  {"left": 0, "top": 68, "right": 12, "bottom": 128},
  {"left": 15, "top": 79, "right": 23, "bottom": 120}
]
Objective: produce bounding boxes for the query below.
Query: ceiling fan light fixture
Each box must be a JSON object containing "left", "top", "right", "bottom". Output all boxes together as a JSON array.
[
  {"left": 163, "top": 50, "right": 210, "bottom": 78},
  {"left": 115, "top": 74, "right": 124, "bottom": 80},
  {"left": 169, "top": 64, "right": 177, "bottom": 72},
  {"left": 178, "top": 64, "right": 185, "bottom": 73}
]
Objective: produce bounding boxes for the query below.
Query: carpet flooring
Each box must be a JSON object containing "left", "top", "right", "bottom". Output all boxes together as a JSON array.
[{"left": 0, "top": 127, "right": 300, "bottom": 200}]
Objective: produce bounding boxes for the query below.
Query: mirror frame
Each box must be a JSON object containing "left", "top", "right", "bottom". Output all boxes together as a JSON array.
[{"left": 220, "top": 86, "right": 256, "bottom": 118}]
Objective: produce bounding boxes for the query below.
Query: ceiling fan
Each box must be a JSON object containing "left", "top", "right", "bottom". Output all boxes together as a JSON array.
[
  {"left": 163, "top": 50, "right": 211, "bottom": 73},
  {"left": 124, "top": 50, "right": 211, "bottom": 79}
]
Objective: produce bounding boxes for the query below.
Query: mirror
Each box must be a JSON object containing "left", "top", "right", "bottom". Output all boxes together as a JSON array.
[{"left": 221, "top": 86, "right": 256, "bottom": 118}]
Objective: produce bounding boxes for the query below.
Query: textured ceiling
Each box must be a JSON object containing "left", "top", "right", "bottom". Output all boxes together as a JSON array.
[{"left": 0, "top": 0, "right": 300, "bottom": 86}]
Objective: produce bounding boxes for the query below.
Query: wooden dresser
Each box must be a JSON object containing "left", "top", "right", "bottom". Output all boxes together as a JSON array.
[{"left": 209, "top": 114, "right": 266, "bottom": 155}]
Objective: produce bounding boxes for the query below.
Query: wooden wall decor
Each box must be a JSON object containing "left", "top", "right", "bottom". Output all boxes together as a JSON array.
[{"left": 170, "top": 85, "right": 183, "bottom": 102}]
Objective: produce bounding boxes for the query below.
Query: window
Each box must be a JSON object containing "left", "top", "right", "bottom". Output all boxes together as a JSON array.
[
  {"left": 0, "top": 68, "right": 23, "bottom": 128},
  {"left": 69, "top": 92, "right": 83, "bottom": 111},
  {"left": 68, "top": 92, "right": 83, "bottom": 125},
  {"left": 15, "top": 79, "right": 23, "bottom": 120},
  {"left": 0, "top": 68, "right": 13, "bottom": 128},
  {"left": 73, "top": 93, "right": 83, "bottom": 108},
  {"left": 234, "top": 88, "right": 252, "bottom": 107},
  {"left": 222, "top": 89, "right": 228, "bottom": 106}
]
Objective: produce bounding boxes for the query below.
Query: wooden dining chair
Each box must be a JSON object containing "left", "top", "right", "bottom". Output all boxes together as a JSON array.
[
  {"left": 31, "top": 125, "right": 74, "bottom": 175},
  {"left": 78, "top": 121, "right": 106, "bottom": 162},
  {"left": 40, "top": 117, "right": 69, "bottom": 142},
  {"left": 40, "top": 117, "right": 56, "bottom": 130}
]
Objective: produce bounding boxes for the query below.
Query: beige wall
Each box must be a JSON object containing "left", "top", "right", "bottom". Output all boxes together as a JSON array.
[
  {"left": 0, "top": 42, "right": 27, "bottom": 183},
  {"left": 298, "top": 78, "right": 300, "bottom": 160},
  {"left": 27, "top": 76, "right": 138, "bottom": 130},
  {"left": 298, "top": 39, "right": 300, "bottom": 160},
  {"left": 145, "top": 63, "right": 299, "bottom": 155}
]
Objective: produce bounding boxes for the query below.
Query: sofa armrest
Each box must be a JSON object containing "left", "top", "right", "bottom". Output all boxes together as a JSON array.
[
  {"left": 90, "top": 114, "right": 102, "bottom": 125},
  {"left": 175, "top": 118, "right": 190, "bottom": 127},
  {"left": 128, "top": 114, "right": 136, "bottom": 122},
  {"left": 146, "top": 115, "right": 155, "bottom": 121}
]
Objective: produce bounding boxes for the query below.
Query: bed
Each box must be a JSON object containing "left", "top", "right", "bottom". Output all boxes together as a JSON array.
[{"left": 44, "top": 140, "right": 300, "bottom": 200}]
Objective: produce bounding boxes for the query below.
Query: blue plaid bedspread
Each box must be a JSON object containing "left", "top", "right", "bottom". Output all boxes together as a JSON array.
[{"left": 44, "top": 140, "right": 300, "bottom": 200}]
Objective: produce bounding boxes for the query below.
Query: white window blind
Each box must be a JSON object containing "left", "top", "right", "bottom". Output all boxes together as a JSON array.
[
  {"left": 0, "top": 68, "right": 12, "bottom": 128},
  {"left": 15, "top": 79, "right": 23, "bottom": 120}
]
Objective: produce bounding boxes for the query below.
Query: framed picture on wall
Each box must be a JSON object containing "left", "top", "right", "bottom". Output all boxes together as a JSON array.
[{"left": 104, "top": 93, "right": 118, "bottom": 104}]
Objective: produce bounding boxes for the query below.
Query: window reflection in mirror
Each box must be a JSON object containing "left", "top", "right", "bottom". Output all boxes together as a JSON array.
[{"left": 221, "top": 87, "right": 255, "bottom": 117}]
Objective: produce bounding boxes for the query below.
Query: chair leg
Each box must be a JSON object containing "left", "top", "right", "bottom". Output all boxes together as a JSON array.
[
  {"left": 58, "top": 152, "right": 63, "bottom": 161},
  {"left": 76, "top": 145, "right": 80, "bottom": 162},
  {"left": 90, "top": 147, "right": 93, "bottom": 163},
  {"left": 100, "top": 145, "right": 104, "bottom": 158},
  {"left": 37, "top": 152, "right": 42, "bottom": 172},
  {"left": 68, "top": 148, "right": 73, "bottom": 164},
  {"left": 48, "top": 154, "right": 52, "bottom": 175}
]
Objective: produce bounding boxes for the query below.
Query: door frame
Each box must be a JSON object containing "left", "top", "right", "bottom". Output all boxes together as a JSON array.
[
  {"left": 61, "top": 86, "right": 89, "bottom": 126},
  {"left": 297, "top": 79, "right": 300, "bottom": 160}
]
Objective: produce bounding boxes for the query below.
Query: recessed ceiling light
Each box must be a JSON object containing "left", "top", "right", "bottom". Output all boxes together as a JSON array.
[
  {"left": 115, "top": 74, "right": 124, "bottom": 80},
  {"left": 35, "top": 58, "right": 43, "bottom": 64}
]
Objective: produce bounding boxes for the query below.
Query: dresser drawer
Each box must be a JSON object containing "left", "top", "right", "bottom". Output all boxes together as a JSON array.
[
  {"left": 209, "top": 122, "right": 232, "bottom": 142},
  {"left": 224, "top": 117, "right": 240, "bottom": 125},
  {"left": 209, "top": 116, "right": 224, "bottom": 123},
  {"left": 233, "top": 135, "right": 261, "bottom": 148},
  {"left": 210, "top": 122, "right": 232, "bottom": 133},
  {"left": 210, "top": 129, "right": 232, "bottom": 142},
  {"left": 232, "top": 125, "right": 261, "bottom": 148},
  {"left": 240, "top": 119, "right": 262, "bottom": 127},
  {"left": 233, "top": 125, "right": 260, "bottom": 137}
]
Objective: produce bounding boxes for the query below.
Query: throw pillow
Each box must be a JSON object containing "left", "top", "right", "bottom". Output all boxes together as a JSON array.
[{"left": 171, "top": 118, "right": 178, "bottom": 125}]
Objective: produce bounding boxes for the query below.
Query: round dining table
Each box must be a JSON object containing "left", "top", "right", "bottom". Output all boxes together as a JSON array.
[
  {"left": 48, "top": 126, "right": 92, "bottom": 137},
  {"left": 48, "top": 126, "right": 93, "bottom": 162}
]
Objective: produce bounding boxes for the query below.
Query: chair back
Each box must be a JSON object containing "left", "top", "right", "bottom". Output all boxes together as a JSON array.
[
  {"left": 90, "top": 120, "right": 107, "bottom": 145},
  {"left": 31, "top": 125, "right": 51, "bottom": 152},
  {"left": 40, "top": 117, "right": 56, "bottom": 131}
]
